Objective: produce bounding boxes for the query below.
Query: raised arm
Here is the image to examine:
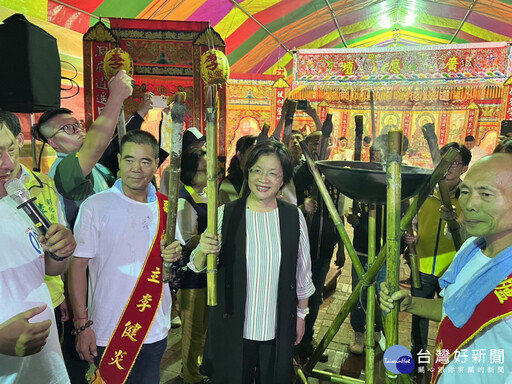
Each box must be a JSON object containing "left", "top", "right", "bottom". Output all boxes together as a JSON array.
[{"left": 78, "top": 70, "right": 133, "bottom": 177}]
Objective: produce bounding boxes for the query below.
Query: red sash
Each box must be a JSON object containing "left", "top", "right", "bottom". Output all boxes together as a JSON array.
[
  {"left": 431, "top": 273, "right": 512, "bottom": 384},
  {"left": 95, "top": 192, "right": 168, "bottom": 384}
]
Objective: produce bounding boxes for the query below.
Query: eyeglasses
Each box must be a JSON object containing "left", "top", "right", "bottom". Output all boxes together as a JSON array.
[
  {"left": 249, "top": 168, "right": 283, "bottom": 181},
  {"left": 450, "top": 161, "right": 464, "bottom": 168},
  {"left": 47, "top": 120, "right": 85, "bottom": 139}
]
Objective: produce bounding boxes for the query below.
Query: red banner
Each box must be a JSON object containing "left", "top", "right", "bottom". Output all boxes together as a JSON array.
[
  {"left": 403, "top": 112, "right": 411, "bottom": 137},
  {"left": 318, "top": 100, "right": 329, "bottom": 122},
  {"left": 341, "top": 111, "right": 348, "bottom": 137},
  {"left": 439, "top": 112, "right": 448, "bottom": 145},
  {"left": 274, "top": 88, "right": 286, "bottom": 131},
  {"left": 295, "top": 43, "right": 510, "bottom": 83},
  {"left": 505, "top": 86, "right": 512, "bottom": 120},
  {"left": 465, "top": 109, "right": 477, "bottom": 137},
  {"left": 90, "top": 42, "right": 112, "bottom": 122}
]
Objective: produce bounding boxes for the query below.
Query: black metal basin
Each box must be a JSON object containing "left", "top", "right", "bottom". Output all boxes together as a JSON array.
[{"left": 316, "top": 160, "right": 432, "bottom": 204}]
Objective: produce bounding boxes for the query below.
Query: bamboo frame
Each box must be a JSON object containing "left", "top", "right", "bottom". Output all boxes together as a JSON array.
[
  {"left": 206, "top": 85, "right": 218, "bottom": 306},
  {"left": 298, "top": 147, "right": 459, "bottom": 382},
  {"left": 385, "top": 131, "right": 402, "bottom": 384},
  {"left": 299, "top": 141, "right": 367, "bottom": 280},
  {"left": 365, "top": 203, "right": 376, "bottom": 384}
]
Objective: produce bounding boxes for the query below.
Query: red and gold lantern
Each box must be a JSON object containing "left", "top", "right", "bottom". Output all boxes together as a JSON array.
[
  {"left": 103, "top": 48, "right": 134, "bottom": 80},
  {"left": 200, "top": 49, "right": 230, "bottom": 85}
]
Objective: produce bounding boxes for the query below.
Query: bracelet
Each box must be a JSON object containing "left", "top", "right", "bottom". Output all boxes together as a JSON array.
[
  {"left": 47, "top": 251, "right": 70, "bottom": 262},
  {"left": 71, "top": 320, "right": 93, "bottom": 336}
]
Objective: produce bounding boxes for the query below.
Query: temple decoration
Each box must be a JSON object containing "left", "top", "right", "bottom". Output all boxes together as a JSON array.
[
  {"left": 200, "top": 49, "right": 230, "bottom": 85},
  {"left": 103, "top": 48, "right": 133, "bottom": 80}
]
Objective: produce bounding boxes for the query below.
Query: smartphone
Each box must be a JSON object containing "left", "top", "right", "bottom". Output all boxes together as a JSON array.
[
  {"left": 153, "top": 95, "right": 168, "bottom": 108},
  {"left": 296, "top": 99, "right": 308, "bottom": 110}
]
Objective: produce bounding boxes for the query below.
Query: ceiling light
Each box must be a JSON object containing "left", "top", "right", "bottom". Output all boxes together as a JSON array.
[
  {"left": 402, "top": 11, "right": 417, "bottom": 27},
  {"left": 380, "top": 15, "right": 392, "bottom": 29}
]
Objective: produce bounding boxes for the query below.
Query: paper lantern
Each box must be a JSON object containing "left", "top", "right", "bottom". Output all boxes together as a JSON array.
[
  {"left": 103, "top": 48, "right": 134, "bottom": 80},
  {"left": 200, "top": 49, "right": 230, "bottom": 85}
]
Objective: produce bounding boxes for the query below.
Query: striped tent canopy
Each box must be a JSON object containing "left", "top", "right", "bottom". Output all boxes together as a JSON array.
[{"left": 7, "top": 0, "right": 512, "bottom": 77}]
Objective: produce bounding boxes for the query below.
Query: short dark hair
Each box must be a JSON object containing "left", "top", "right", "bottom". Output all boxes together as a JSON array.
[
  {"left": 32, "top": 108, "right": 73, "bottom": 143},
  {"left": 228, "top": 134, "right": 257, "bottom": 175},
  {"left": 181, "top": 148, "right": 206, "bottom": 186},
  {"left": 120, "top": 130, "right": 159, "bottom": 159},
  {"left": 440, "top": 142, "right": 472, "bottom": 165},
  {"left": 304, "top": 131, "right": 321, "bottom": 143},
  {"left": 0, "top": 110, "right": 21, "bottom": 137},
  {"left": 291, "top": 130, "right": 304, "bottom": 139},
  {"left": 339, "top": 136, "right": 347, "bottom": 141},
  {"left": 363, "top": 136, "right": 372, "bottom": 144},
  {"left": 464, "top": 135, "right": 475, "bottom": 142},
  {"left": 494, "top": 137, "right": 512, "bottom": 153},
  {"left": 244, "top": 140, "right": 294, "bottom": 189}
]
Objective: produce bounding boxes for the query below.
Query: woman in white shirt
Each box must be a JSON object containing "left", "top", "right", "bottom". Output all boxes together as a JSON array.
[{"left": 193, "top": 141, "right": 315, "bottom": 383}]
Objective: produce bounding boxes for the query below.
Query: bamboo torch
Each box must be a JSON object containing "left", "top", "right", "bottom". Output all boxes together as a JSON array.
[
  {"left": 282, "top": 99, "right": 298, "bottom": 147},
  {"left": 206, "top": 85, "right": 218, "bottom": 306},
  {"left": 421, "top": 123, "right": 463, "bottom": 250},
  {"left": 385, "top": 130, "right": 402, "bottom": 384},
  {"left": 403, "top": 199, "right": 421, "bottom": 289},
  {"left": 162, "top": 92, "right": 187, "bottom": 283}
]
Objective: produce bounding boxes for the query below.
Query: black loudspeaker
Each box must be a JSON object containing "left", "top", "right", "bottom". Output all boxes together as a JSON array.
[
  {"left": 0, "top": 14, "right": 61, "bottom": 113},
  {"left": 501, "top": 120, "right": 512, "bottom": 137}
]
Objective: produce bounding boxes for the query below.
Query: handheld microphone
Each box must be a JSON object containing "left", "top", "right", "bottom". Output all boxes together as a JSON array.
[{"left": 6, "top": 178, "right": 65, "bottom": 261}]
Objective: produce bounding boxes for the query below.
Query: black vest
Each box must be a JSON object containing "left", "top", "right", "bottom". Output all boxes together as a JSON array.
[{"left": 203, "top": 197, "right": 300, "bottom": 383}]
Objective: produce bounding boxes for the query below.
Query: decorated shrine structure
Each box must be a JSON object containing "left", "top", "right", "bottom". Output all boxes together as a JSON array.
[
  {"left": 82, "top": 19, "right": 227, "bottom": 171},
  {"left": 225, "top": 73, "right": 290, "bottom": 164},
  {"left": 291, "top": 42, "right": 512, "bottom": 167}
]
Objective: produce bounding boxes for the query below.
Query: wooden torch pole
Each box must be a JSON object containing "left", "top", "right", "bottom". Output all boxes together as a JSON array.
[
  {"left": 365, "top": 203, "right": 377, "bottom": 384},
  {"left": 206, "top": 85, "right": 218, "bottom": 306},
  {"left": 385, "top": 130, "right": 403, "bottom": 384},
  {"left": 162, "top": 92, "right": 187, "bottom": 283}
]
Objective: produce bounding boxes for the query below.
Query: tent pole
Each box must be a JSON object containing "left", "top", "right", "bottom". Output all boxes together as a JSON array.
[
  {"left": 324, "top": 0, "right": 348, "bottom": 48},
  {"left": 449, "top": 0, "right": 478, "bottom": 43},
  {"left": 230, "top": 0, "right": 292, "bottom": 55}
]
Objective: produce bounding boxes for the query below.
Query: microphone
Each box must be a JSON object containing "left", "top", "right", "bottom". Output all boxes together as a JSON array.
[{"left": 6, "top": 178, "right": 65, "bottom": 261}]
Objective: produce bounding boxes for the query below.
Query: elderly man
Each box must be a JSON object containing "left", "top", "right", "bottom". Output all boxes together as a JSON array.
[
  {"left": 381, "top": 153, "right": 512, "bottom": 383},
  {"left": 69, "top": 130, "right": 183, "bottom": 384},
  {"left": 0, "top": 114, "right": 76, "bottom": 383},
  {"left": 32, "top": 70, "right": 133, "bottom": 227}
]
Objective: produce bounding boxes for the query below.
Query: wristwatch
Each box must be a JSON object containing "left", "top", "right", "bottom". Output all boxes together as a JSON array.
[{"left": 297, "top": 307, "right": 309, "bottom": 319}]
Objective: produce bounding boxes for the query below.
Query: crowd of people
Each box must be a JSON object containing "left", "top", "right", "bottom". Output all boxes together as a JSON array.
[{"left": 2, "top": 73, "right": 512, "bottom": 384}]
